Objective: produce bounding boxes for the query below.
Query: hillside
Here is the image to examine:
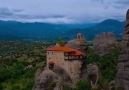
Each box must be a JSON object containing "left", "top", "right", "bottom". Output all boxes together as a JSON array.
[{"left": 62, "top": 19, "right": 125, "bottom": 40}]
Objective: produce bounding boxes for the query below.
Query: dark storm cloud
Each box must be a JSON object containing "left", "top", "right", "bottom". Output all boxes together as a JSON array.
[
  {"left": 0, "top": 7, "right": 13, "bottom": 17},
  {"left": 0, "top": 7, "right": 24, "bottom": 18},
  {"left": 115, "top": 0, "right": 129, "bottom": 5},
  {"left": 113, "top": 0, "right": 129, "bottom": 9}
]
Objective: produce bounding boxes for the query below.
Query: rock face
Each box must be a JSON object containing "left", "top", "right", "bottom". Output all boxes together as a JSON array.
[
  {"left": 66, "top": 33, "right": 87, "bottom": 54},
  {"left": 123, "top": 9, "right": 129, "bottom": 41},
  {"left": 87, "top": 63, "right": 99, "bottom": 89},
  {"left": 33, "top": 65, "right": 72, "bottom": 90},
  {"left": 115, "top": 9, "right": 129, "bottom": 90},
  {"left": 93, "top": 32, "right": 117, "bottom": 55}
]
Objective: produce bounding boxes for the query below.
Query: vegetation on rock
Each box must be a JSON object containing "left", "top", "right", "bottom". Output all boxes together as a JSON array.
[{"left": 86, "top": 44, "right": 120, "bottom": 88}]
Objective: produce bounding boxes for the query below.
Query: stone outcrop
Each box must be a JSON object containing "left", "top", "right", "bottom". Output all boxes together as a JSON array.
[
  {"left": 33, "top": 65, "right": 72, "bottom": 90},
  {"left": 93, "top": 32, "right": 117, "bottom": 55},
  {"left": 115, "top": 9, "right": 129, "bottom": 90},
  {"left": 66, "top": 33, "right": 87, "bottom": 54},
  {"left": 123, "top": 9, "right": 129, "bottom": 41},
  {"left": 87, "top": 63, "right": 99, "bottom": 89}
]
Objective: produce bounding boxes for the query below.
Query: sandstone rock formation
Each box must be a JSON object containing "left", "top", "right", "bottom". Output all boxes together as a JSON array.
[
  {"left": 87, "top": 63, "right": 99, "bottom": 89},
  {"left": 93, "top": 32, "right": 117, "bottom": 55},
  {"left": 33, "top": 65, "right": 72, "bottom": 90},
  {"left": 123, "top": 9, "right": 129, "bottom": 41},
  {"left": 66, "top": 33, "right": 87, "bottom": 54},
  {"left": 65, "top": 33, "right": 88, "bottom": 80},
  {"left": 115, "top": 9, "right": 129, "bottom": 90}
]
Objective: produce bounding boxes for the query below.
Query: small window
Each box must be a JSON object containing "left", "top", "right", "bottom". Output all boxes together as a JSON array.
[{"left": 47, "top": 52, "right": 49, "bottom": 54}]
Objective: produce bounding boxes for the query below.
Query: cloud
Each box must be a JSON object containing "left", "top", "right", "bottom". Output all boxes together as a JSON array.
[
  {"left": 0, "top": 0, "right": 128, "bottom": 23},
  {"left": 0, "top": 7, "right": 24, "bottom": 19},
  {"left": 12, "top": 9, "right": 24, "bottom": 13},
  {"left": 0, "top": 7, "right": 13, "bottom": 17},
  {"left": 17, "top": 15, "right": 75, "bottom": 24},
  {"left": 0, "top": 7, "right": 73, "bottom": 23}
]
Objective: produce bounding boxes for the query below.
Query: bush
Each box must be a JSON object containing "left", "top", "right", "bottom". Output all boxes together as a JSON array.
[
  {"left": 116, "top": 86, "right": 125, "bottom": 90},
  {"left": 0, "top": 84, "right": 3, "bottom": 90},
  {"left": 86, "top": 46, "right": 119, "bottom": 82},
  {"left": 76, "top": 80, "right": 91, "bottom": 90},
  {"left": 62, "top": 84, "right": 73, "bottom": 90},
  {"left": 57, "top": 38, "right": 65, "bottom": 46}
]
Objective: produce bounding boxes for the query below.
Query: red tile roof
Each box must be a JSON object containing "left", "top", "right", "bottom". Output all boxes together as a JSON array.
[
  {"left": 47, "top": 46, "right": 84, "bottom": 56},
  {"left": 74, "top": 51, "right": 84, "bottom": 56}
]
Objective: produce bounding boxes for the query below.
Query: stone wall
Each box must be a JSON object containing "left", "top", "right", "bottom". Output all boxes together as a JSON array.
[
  {"left": 47, "top": 51, "right": 64, "bottom": 67},
  {"left": 47, "top": 51, "right": 83, "bottom": 84}
]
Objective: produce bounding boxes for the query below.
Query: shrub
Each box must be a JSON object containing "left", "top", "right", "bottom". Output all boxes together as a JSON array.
[
  {"left": 0, "top": 84, "right": 3, "bottom": 90},
  {"left": 62, "top": 84, "right": 73, "bottom": 90},
  {"left": 76, "top": 80, "right": 91, "bottom": 90},
  {"left": 116, "top": 86, "right": 125, "bottom": 90},
  {"left": 57, "top": 38, "right": 65, "bottom": 46}
]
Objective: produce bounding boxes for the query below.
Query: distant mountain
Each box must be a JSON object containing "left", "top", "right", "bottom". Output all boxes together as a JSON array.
[
  {"left": 0, "top": 20, "right": 97, "bottom": 41},
  {"left": 0, "top": 21, "right": 67, "bottom": 39},
  {"left": 62, "top": 19, "right": 125, "bottom": 40},
  {"left": 0, "top": 19, "right": 125, "bottom": 41}
]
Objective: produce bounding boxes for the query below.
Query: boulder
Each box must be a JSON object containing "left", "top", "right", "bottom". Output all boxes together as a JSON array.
[
  {"left": 32, "top": 67, "right": 59, "bottom": 90},
  {"left": 33, "top": 65, "right": 72, "bottom": 90},
  {"left": 87, "top": 63, "right": 99, "bottom": 89},
  {"left": 115, "top": 9, "right": 129, "bottom": 90},
  {"left": 93, "top": 32, "right": 117, "bottom": 55}
]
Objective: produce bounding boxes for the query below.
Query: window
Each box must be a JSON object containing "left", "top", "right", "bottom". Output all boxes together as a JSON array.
[
  {"left": 47, "top": 52, "right": 49, "bottom": 54},
  {"left": 65, "top": 53, "right": 68, "bottom": 56}
]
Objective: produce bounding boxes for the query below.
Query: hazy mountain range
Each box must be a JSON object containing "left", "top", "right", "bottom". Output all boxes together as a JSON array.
[
  {"left": 62, "top": 19, "right": 125, "bottom": 40},
  {"left": 0, "top": 19, "right": 125, "bottom": 41}
]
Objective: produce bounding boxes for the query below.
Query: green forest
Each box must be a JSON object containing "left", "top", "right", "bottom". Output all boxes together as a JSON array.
[{"left": 0, "top": 41, "right": 47, "bottom": 90}]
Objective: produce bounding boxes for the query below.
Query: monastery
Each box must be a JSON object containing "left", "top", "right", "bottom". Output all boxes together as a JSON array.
[{"left": 46, "top": 33, "right": 86, "bottom": 83}]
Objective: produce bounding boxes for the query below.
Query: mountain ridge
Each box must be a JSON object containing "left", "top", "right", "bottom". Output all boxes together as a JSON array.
[
  {"left": 62, "top": 19, "right": 125, "bottom": 40},
  {"left": 0, "top": 19, "right": 125, "bottom": 41}
]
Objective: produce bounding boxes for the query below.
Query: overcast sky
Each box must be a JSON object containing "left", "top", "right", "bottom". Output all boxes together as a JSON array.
[{"left": 0, "top": 0, "right": 129, "bottom": 24}]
